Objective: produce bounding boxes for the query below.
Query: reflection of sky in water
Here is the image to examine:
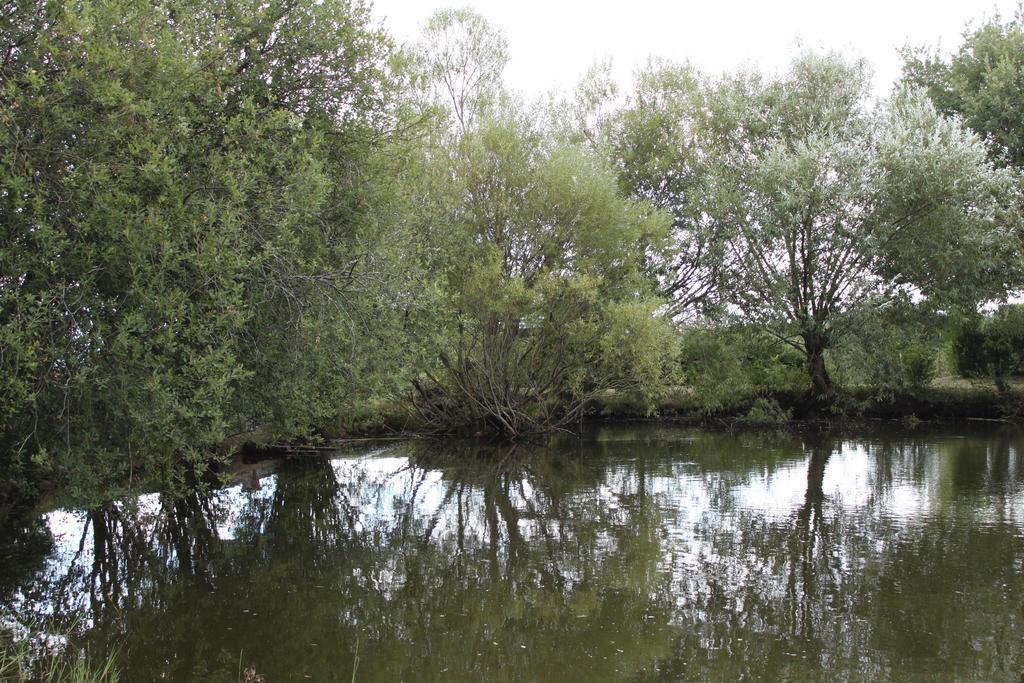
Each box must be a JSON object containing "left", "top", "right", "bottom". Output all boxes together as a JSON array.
[
  {"left": 26, "top": 436, "right": 1024, "bottom": 594},
  {"left": 6, "top": 428, "right": 1024, "bottom": 680}
]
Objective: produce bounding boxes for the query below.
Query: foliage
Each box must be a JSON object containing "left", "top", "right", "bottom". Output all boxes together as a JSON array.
[
  {"left": 0, "top": 0, "right": 405, "bottom": 498},
  {"left": 4, "top": 1, "right": 1024, "bottom": 501},
  {"left": 742, "top": 397, "right": 792, "bottom": 427},
  {"left": 413, "top": 7, "right": 510, "bottom": 133},
  {"left": 593, "top": 60, "right": 728, "bottom": 320},
  {"left": 902, "top": 8, "right": 1024, "bottom": 168},
  {"left": 901, "top": 344, "right": 933, "bottom": 387},
  {"left": 408, "top": 112, "right": 676, "bottom": 437},
  {"left": 952, "top": 305, "right": 1024, "bottom": 380},
  {"left": 395, "top": 11, "right": 681, "bottom": 438},
  {"left": 901, "top": 343, "right": 938, "bottom": 389},
  {"left": 703, "top": 52, "right": 1020, "bottom": 398},
  {"left": 676, "top": 324, "right": 805, "bottom": 415},
  {"left": 902, "top": 9, "right": 1024, "bottom": 300},
  {"left": 829, "top": 297, "right": 944, "bottom": 390}
]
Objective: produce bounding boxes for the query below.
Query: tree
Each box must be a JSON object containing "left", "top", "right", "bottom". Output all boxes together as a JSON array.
[
  {"left": 901, "top": 9, "right": 1024, "bottom": 300},
  {"left": 554, "top": 60, "right": 728, "bottom": 321},
  {"left": 902, "top": 8, "right": 1024, "bottom": 168},
  {"left": 0, "top": 0, "right": 402, "bottom": 499},
  {"left": 604, "top": 60, "right": 728, "bottom": 320},
  {"left": 414, "top": 8, "right": 509, "bottom": 133},
  {"left": 400, "top": 10, "right": 677, "bottom": 437},
  {"left": 408, "top": 112, "right": 677, "bottom": 437},
  {"left": 704, "top": 53, "right": 1019, "bottom": 398}
]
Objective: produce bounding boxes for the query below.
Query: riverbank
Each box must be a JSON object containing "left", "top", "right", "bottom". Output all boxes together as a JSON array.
[
  {"left": 592, "top": 377, "right": 1024, "bottom": 428},
  {"left": 251, "top": 377, "right": 1024, "bottom": 447},
  {"left": 4, "top": 378, "right": 1021, "bottom": 518}
]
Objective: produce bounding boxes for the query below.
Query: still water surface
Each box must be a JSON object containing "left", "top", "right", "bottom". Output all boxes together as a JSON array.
[{"left": 2, "top": 425, "right": 1024, "bottom": 680}]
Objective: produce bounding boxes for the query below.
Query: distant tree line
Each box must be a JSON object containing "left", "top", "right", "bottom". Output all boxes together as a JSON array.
[{"left": 2, "top": 0, "right": 1022, "bottom": 501}]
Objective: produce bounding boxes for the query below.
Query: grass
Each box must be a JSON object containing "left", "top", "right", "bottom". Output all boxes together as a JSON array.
[
  {"left": 0, "top": 637, "right": 118, "bottom": 683},
  {"left": 594, "top": 376, "right": 1024, "bottom": 424},
  {"left": 931, "top": 375, "right": 1024, "bottom": 391},
  {"left": 351, "top": 636, "right": 360, "bottom": 683}
]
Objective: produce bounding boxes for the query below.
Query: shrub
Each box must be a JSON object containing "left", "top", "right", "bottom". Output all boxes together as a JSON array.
[
  {"left": 830, "top": 298, "right": 944, "bottom": 390},
  {"left": 953, "top": 306, "right": 1024, "bottom": 379},
  {"left": 677, "top": 325, "right": 804, "bottom": 416},
  {"left": 901, "top": 343, "right": 937, "bottom": 389},
  {"left": 742, "top": 398, "right": 792, "bottom": 427}
]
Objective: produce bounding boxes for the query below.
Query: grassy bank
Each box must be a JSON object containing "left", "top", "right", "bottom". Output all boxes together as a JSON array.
[
  {"left": 594, "top": 377, "right": 1024, "bottom": 428},
  {"left": 307, "top": 377, "right": 1024, "bottom": 439}
]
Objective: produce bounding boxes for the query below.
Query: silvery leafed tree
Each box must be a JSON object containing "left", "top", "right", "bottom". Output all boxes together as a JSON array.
[{"left": 703, "top": 53, "right": 1020, "bottom": 399}]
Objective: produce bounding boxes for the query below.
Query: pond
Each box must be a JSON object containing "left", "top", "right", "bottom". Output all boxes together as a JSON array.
[{"left": 2, "top": 424, "right": 1024, "bottom": 680}]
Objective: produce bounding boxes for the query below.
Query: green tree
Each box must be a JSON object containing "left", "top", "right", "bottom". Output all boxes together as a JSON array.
[
  {"left": 0, "top": 0, "right": 401, "bottom": 499},
  {"left": 902, "top": 8, "right": 1024, "bottom": 168},
  {"left": 409, "top": 113, "right": 676, "bottom": 437},
  {"left": 705, "top": 53, "right": 1019, "bottom": 398},
  {"left": 414, "top": 7, "right": 509, "bottom": 133},
  {"left": 902, "top": 8, "right": 1024, "bottom": 302},
  {"left": 605, "top": 60, "right": 727, "bottom": 320},
  {"left": 400, "top": 9, "right": 677, "bottom": 437},
  {"left": 554, "top": 60, "right": 728, "bottom": 321}
]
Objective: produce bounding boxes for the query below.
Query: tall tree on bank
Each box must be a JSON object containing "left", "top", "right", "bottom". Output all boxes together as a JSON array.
[
  {"left": 902, "top": 9, "right": 1024, "bottom": 291},
  {"left": 606, "top": 61, "right": 728, "bottom": 320},
  {"left": 406, "top": 10, "right": 677, "bottom": 437},
  {"left": 705, "top": 54, "right": 1020, "bottom": 398},
  {"left": 558, "top": 60, "right": 729, "bottom": 321},
  {"left": 0, "top": 0, "right": 400, "bottom": 498}
]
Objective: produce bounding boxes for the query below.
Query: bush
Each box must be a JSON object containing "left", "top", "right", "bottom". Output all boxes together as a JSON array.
[
  {"left": 901, "top": 343, "right": 937, "bottom": 389},
  {"left": 676, "top": 324, "right": 805, "bottom": 416},
  {"left": 742, "top": 398, "right": 792, "bottom": 427},
  {"left": 830, "top": 298, "right": 944, "bottom": 390},
  {"left": 953, "top": 306, "right": 1024, "bottom": 379},
  {"left": 0, "top": 0, "right": 402, "bottom": 499}
]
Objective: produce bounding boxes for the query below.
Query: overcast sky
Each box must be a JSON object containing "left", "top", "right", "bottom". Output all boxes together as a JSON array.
[{"left": 370, "top": 0, "right": 1018, "bottom": 99}]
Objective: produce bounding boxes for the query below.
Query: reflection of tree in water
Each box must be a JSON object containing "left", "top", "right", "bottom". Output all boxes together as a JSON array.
[
  {"left": 2, "top": 428, "right": 1024, "bottom": 680},
  {"left": 0, "top": 490, "right": 231, "bottom": 676},
  {"left": 0, "top": 515, "right": 55, "bottom": 639},
  {"left": 789, "top": 439, "right": 830, "bottom": 644},
  {"left": 351, "top": 440, "right": 677, "bottom": 681},
  {"left": 47, "top": 444, "right": 676, "bottom": 680},
  {"left": 651, "top": 432, "right": 1024, "bottom": 680},
  {"left": 0, "top": 516, "right": 53, "bottom": 596},
  {"left": 259, "top": 458, "right": 359, "bottom": 564},
  {"left": 153, "top": 492, "right": 223, "bottom": 581},
  {"left": 647, "top": 437, "right": 839, "bottom": 679},
  {"left": 81, "top": 504, "right": 152, "bottom": 621}
]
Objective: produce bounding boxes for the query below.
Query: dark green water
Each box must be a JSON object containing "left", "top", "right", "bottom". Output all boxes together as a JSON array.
[{"left": 3, "top": 425, "right": 1024, "bottom": 681}]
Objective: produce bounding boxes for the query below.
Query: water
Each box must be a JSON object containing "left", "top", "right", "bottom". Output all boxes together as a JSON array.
[{"left": 2, "top": 424, "right": 1024, "bottom": 681}]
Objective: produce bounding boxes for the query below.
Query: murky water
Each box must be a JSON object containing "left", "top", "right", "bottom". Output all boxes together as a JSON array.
[{"left": 2, "top": 425, "right": 1024, "bottom": 681}]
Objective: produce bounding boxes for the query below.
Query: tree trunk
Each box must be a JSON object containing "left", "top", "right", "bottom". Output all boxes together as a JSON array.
[
  {"left": 792, "top": 442, "right": 831, "bottom": 637},
  {"left": 802, "top": 445, "right": 830, "bottom": 514},
  {"left": 803, "top": 330, "right": 832, "bottom": 400}
]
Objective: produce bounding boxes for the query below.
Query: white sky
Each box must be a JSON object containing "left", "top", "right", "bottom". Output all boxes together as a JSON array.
[{"left": 370, "top": 0, "right": 1018, "bottom": 99}]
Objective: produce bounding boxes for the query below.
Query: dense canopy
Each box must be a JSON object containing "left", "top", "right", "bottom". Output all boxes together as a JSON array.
[{"left": 0, "top": 1, "right": 1021, "bottom": 504}]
